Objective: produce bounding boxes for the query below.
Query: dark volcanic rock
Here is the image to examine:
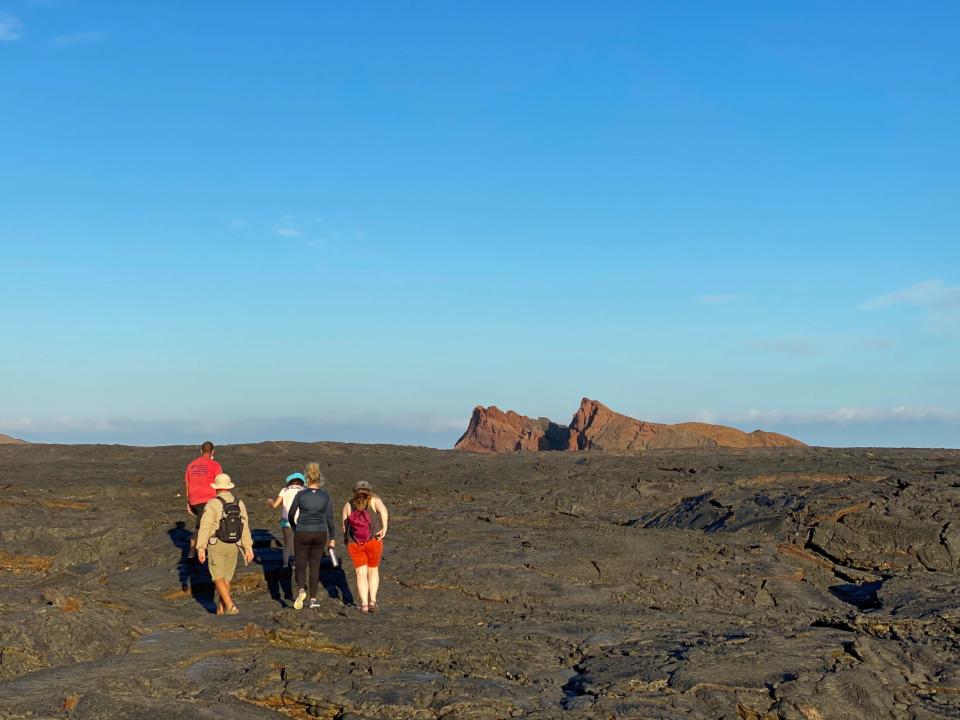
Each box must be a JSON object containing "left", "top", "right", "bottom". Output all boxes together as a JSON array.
[
  {"left": 0, "top": 442, "right": 957, "bottom": 719},
  {"left": 456, "top": 397, "right": 806, "bottom": 453}
]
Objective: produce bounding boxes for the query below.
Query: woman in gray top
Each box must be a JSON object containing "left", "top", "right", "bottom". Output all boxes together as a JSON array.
[{"left": 288, "top": 462, "right": 336, "bottom": 609}]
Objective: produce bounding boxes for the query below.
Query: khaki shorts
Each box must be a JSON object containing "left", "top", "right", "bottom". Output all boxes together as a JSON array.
[{"left": 207, "top": 539, "right": 239, "bottom": 581}]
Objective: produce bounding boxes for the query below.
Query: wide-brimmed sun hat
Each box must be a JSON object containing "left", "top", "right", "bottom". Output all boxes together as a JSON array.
[
  {"left": 285, "top": 472, "right": 305, "bottom": 485},
  {"left": 211, "top": 473, "right": 235, "bottom": 490},
  {"left": 353, "top": 480, "right": 372, "bottom": 493}
]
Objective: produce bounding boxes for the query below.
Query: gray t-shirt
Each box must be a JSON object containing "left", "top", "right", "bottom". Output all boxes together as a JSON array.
[{"left": 288, "top": 487, "right": 335, "bottom": 536}]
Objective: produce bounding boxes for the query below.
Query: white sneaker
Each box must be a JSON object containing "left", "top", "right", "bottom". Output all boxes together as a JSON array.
[
  {"left": 308, "top": 598, "right": 321, "bottom": 609},
  {"left": 293, "top": 589, "right": 306, "bottom": 610}
]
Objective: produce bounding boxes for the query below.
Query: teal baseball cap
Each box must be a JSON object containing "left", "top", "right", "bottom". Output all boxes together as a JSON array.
[{"left": 285, "top": 472, "right": 305, "bottom": 485}]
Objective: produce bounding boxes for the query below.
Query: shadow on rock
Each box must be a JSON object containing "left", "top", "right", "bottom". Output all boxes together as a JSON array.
[
  {"left": 829, "top": 580, "right": 884, "bottom": 610},
  {"left": 252, "top": 528, "right": 292, "bottom": 606},
  {"left": 320, "top": 556, "right": 354, "bottom": 606},
  {"left": 167, "top": 520, "right": 216, "bottom": 613}
]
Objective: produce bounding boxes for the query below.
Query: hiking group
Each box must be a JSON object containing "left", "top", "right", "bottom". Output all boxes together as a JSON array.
[{"left": 183, "top": 441, "right": 389, "bottom": 615}]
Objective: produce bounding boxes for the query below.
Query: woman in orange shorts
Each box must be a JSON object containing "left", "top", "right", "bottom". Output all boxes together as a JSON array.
[{"left": 342, "top": 480, "right": 389, "bottom": 613}]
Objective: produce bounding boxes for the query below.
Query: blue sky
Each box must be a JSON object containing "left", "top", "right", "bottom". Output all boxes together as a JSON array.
[{"left": 1, "top": 1, "right": 959, "bottom": 448}]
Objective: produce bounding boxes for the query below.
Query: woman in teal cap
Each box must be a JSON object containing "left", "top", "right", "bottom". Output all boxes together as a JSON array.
[{"left": 267, "top": 472, "right": 305, "bottom": 568}]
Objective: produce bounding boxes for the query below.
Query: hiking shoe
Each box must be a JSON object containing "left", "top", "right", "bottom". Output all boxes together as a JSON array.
[
  {"left": 369, "top": 601, "right": 379, "bottom": 613},
  {"left": 293, "top": 589, "right": 306, "bottom": 610},
  {"left": 308, "top": 598, "right": 321, "bottom": 609},
  {"left": 226, "top": 606, "right": 239, "bottom": 615}
]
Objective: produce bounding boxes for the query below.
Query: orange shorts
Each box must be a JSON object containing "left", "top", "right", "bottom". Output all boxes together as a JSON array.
[{"left": 347, "top": 538, "right": 383, "bottom": 568}]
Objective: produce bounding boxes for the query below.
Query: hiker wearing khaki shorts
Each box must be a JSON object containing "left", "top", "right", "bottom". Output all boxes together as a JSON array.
[{"left": 197, "top": 473, "right": 254, "bottom": 615}]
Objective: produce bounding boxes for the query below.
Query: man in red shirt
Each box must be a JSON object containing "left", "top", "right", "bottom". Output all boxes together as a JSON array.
[{"left": 184, "top": 441, "right": 223, "bottom": 558}]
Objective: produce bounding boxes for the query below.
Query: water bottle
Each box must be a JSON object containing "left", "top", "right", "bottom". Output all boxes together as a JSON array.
[{"left": 328, "top": 548, "right": 339, "bottom": 567}]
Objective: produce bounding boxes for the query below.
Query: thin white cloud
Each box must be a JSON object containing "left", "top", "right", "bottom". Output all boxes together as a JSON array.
[
  {"left": 50, "top": 31, "right": 102, "bottom": 47},
  {"left": 746, "top": 335, "right": 895, "bottom": 356},
  {"left": 860, "top": 279, "right": 960, "bottom": 311},
  {"left": 0, "top": 13, "right": 22, "bottom": 41},
  {"left": 273, "top": 215, "right": 302, "bottom": 238},
  {"left": 706, "top": 406, "right": 960, "bottom": 426},
  {"left": 698, "top": 293, "right": 742, "bottom": 304},
  {"left": 860, "top": 279, "right": 960, "bottom": 335},
  {"left": 1, "top": 413, "right": 465, "bottom": 448},
  {"left": 747, "top": 337, "right": 821, "bottom": 356}
]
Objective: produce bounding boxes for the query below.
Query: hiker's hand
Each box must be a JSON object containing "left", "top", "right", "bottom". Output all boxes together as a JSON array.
[
  {"left": 244, "top": 549, "right": 254, "bottom": 563},
  {"left": 187, "top": 504, "right": 194, "bottom": 516},
  {"left": 375, "top": 529, "right": 386, "bottom": 540},
  {"left": 328, "top": 539, "right": 335, "bottom": 548},
  {"left": 197, "top": 549, "right": 206, "bottom": 563}
]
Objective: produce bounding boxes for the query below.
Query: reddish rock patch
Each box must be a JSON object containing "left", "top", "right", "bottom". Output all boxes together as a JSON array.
[
  {"left": 456, "top": 398, "right": 806, "bottom": 453},
  {"left": 454, "top": 406, "right": 569, "bottom": 452},
  {"left": 0, "top": 549, "right": 54, "bottom": 574}
]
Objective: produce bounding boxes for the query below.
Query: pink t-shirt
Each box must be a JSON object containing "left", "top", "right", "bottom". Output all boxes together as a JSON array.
[{"left": 185, "top": 456, "right": 222, "bottom": 505}]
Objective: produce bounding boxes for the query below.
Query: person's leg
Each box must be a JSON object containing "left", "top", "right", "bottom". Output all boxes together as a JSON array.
[
  {"left": 213, "top": 578, "right": 234, "bottom": 611},
  {"left": 354, "top": 565, "right": 369, "bottom": 610},
  {"left": 188, "top": 503, "right": 205, "bottom": 559},
  {"left": 282, "top": 526, "right": 295, "bottom": 567},
  {"left": 293, "top": 533, "right": 308, "bottom": 592},
  {"left": 308, "top": 532, "right": 326, "bottom": 600},
  {"left": 293, "top": 532, "right": 308, "bottom": 608},
  {"left": 368, "top": 566, "right": 380, "bottom": 608},
  {"left": 367, "top": 540, "right": 383, "bottom": 609}
]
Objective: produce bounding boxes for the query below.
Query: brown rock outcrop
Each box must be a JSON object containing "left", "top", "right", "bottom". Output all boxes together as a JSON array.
[
  {"left": 455, "top": 398, "right": 806, "bottom": 453},
  {"left": 568, "top": 398, "right": 715, "bottom": 451},
  {"left": 672, "top": 422, "right": 804, "bottom": 449},
  {"left": 571, "top": 399, "right": 806, "bottom": 450},
  {"left": 0, "top": 434, "right": 26, "bottom": 445},
  {"left": 455, "top": 406, "right": 569, "bottom": 452}
]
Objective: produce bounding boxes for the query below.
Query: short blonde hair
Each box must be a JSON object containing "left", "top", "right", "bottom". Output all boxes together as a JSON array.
[{"left": 305, "top": 462, "right": 325, "bottom": 487}]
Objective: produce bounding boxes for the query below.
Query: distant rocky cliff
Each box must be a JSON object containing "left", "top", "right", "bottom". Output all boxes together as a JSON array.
[
  {"left": 0, "top": 434, "right": 26, "bottom": 445},
  {"left": 455, "top": 398, "right": 805, "bottom": 452},
  {"left": 453, "top": 406, "right": 570, "bottom": 452}
]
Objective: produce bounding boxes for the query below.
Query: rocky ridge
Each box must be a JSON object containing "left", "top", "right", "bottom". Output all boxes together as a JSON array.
[
  {"left": 456, "top": 397, "right": 805, "bottom": 453},
  {"left": 0, "top": 433, "right": 26, "bottom": 445}
]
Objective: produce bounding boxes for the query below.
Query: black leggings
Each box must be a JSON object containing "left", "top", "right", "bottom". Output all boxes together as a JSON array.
[{"left": 294, "top": 531, "right": 328, "bottom": 599}]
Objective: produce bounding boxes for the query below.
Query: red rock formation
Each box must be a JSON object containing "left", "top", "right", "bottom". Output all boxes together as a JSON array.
[
  {"left": 454, "top": 406, "right": 568, "bottom": 452},
  {"left": 569, "top": 399, "right": 806, "bottom": 450},
  {"left": 0, "top": 434, "right": 26, "bottom": 445},
  {"left": 567, "top": 398, "right": 713, "bottom": 451},
  {"left": 672, "top": 422, "right": 804, "bottom": 449},
  {"left": 455, "top": 398, "right": 806, "bottom": 452}
]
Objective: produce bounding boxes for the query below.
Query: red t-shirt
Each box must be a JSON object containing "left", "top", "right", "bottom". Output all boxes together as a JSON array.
[{"left": 185, "top": 455, "right": 222, "bottom": 505}]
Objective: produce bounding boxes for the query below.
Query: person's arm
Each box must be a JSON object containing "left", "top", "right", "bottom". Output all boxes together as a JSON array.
[
  {"left": 196, "top": 501, "right": 218, "bottom": 562},
  {"left": 185, "top": 468, "right": 193, "bottom": 514},
  {"left": 288, "top": 492, "right": 301, "bottom": 532},
  {"left": 341, "top": 502, "right": 351, "bottom": 544},
  {"left": 373, "top": 496, "right": 389, "bottom": 540},
  {"left": 267, "top": 491, "right": 283, "bottom": 509},
  {"left": 239, "top": 501, "right": 255, "bottom": 562},
  {"left": 325, "top": 493, "right": 336, "bottom": 547}
]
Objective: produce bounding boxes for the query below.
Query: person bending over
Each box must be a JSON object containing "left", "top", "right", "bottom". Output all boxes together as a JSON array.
[
  {"left": 342, "top": 480, "right": 389, "bottom": 614},
  {"left": 267, "top": 472, "right": 305, "bottom": 569}
]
